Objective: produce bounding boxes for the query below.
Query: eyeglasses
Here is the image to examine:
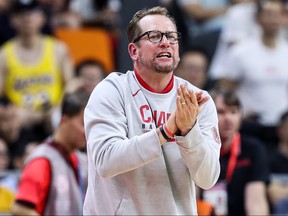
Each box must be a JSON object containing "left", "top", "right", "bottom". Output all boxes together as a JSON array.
[{"left": 133, "top": 30, "right": 181, "bottom": 44}]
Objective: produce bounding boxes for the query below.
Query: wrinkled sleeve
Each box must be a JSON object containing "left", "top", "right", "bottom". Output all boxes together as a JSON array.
[
  {"left": 84, "top": 77, "right": 162, "bottom": 179},
  {"left": 175, "top": 94, "right": 221, "bottom": 189}
]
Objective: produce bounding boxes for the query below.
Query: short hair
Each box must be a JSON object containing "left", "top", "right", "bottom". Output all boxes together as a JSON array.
[
  {"left": 75, "top": 59, "right": 106, "bottom": 77},
  {"left": 179, "top": 47, "right": 210, "bottom": 69},
  {"left": 210, "top": 88, "right": 241, "bottom": 109},
  {"left": 12, "top": 0, "right": 43, "bottom": 14},
  {"left": 127, "top": 6, "right": 177, "bottom": 43},
  {"left": 61, "top": 91, "right": 90, "bottom": 117}
]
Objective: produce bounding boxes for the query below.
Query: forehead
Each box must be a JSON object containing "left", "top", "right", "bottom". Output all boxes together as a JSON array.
[
  {"left": 138, "top": 14, "right": 176, "bottom": 32},
  {"left": 182, "top": 52, "right": 207, "bottom": 63},
  {"left": 261, "top": 1, "right": 283, "bottom": 13}
]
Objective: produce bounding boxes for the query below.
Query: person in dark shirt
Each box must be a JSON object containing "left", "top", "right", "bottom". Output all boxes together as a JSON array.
[{"left": 202, "top": 88, "right": 270, "bottom": 216}]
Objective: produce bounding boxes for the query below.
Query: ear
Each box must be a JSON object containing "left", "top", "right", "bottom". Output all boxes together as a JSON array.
[{"left": 128, "top": 43, "right": 138, "bottom": 61}]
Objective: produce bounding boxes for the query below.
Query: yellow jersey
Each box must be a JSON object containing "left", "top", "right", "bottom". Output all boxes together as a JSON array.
[
  {"left": 3, "top": 36, "right": 63, "bottom": 110},
  {"left": 0, "top": 186, "right": 15, "bottom": 213}
]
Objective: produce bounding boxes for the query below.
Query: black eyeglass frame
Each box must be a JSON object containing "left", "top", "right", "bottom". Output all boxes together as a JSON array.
[{"left": 133, "top": 30, "right": 182, "bottom": 44}]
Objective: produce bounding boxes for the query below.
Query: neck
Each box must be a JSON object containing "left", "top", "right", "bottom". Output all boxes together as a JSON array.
[
  {"left": 135, "top": 68, "right": 173, "bottom": 93},
  {"left": 53, "top": 130, "right": 73, "bottom": 153},
  {"left": 262, "top": 33, "right": 277, "bottom": 49},
  {"left": 16, "top": 34, "right": 41, "bottom": 49},
  {"left": 221, "top": 135, "right": 233, "bottom": 152}
]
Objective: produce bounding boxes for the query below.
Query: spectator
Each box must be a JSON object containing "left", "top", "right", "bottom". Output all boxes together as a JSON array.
[
  {"left": 0, "top": 96, "right": 43, "bottom": 170},
  {"left": 66, "top": 59, "right": 106, "bottom": 94},
  {"left": 204, "top": 88, "right": 269, "bottom": 215},
  {"left": 0, "top": 0, "right": 74, "bottom": 138},
  {"left": 209, "top": 0, "right": 260, "bottom": 79},
  {"left": 176, "top": 0, "right": 229, "bottom": 37},
  {"left": 175, "top": 0, "right": 231, "bottom": 58},
  {"left": 70, "top": 0, "right": 121, "bottom": 30},
  {"left": 174, "top": 48, "right": 214, "bottom": 90},
  {"left": 38, "top": 0, "right": 83, "bottom": 29},
  {"left": 268, "top": 110, "right": 288, "bottom": 214},
  {"left": 216, "top": 0, "right": 288, "bottom": 148},
  {"left": 11, "top": 91, "right": 89, "bottom": 216}
]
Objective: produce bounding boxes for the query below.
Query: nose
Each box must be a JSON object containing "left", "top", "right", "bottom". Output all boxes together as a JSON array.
[{"left": 159, "top": 34, "right": 170, "bottom": 47}]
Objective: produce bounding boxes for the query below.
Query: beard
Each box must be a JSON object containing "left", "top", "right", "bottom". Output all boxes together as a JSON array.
[
  {"left": 154, "top": 63, "right": 176, "bottom": 74},
  {"left": 138, "top": 55, "right": 179, "bottom": 74}
]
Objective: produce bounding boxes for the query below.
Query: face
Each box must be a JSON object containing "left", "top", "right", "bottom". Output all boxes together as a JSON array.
[
  {"left": 129, "top": 15, "right": 180, "bottom": 74},
  {"left": 0, "top": 139, "right": 9, "bottom": 171},
  {"left": 257, "top": 1, "right": 284, "bottom": 36},
  {"left": 79, "top": 65, "right": 105, "bottom": 94},
  {"left": 12, "top": 10, "right": 45, "bottom": 35},
  {"left": 176, "top": 52, "right": 207, "bottom": 88},
  {"left": 63, "top": 110, "right": 86, "bottom": 150},
  {"left": 215, "top": 95, "right": 241, "bottom": 142}
]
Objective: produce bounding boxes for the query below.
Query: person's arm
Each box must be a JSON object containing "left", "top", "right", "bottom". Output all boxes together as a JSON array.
[
  {"left": 244, "top": 139, "right": 270, "bottom": 215},
  {"left": 11, "top": 158, "right": 51, "bottom": 216},
  {"left": 55, "top": 40, "right": 74, "bottom": 87},
  {"left": 245, "top": 182, "right": 269, "bottom": 215},
  {"left": 179, "top": 1, "right": 228, "bottom": 21},
  {"left": 268, "top": 182, "right": 288, "bottom": 206},
  {"left": 11, "top": 203, "right": 39, "bottom": 216},
  {"left": 217, "top": 78, "right": 239, "bottom": 90},
  {"left": 171, "top": 88, "right": 221, "bottom": 189}
]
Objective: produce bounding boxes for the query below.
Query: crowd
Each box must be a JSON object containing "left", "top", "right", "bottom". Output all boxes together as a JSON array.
[{"left": 0, "top": 0, "right": 287, "bottom": 215}]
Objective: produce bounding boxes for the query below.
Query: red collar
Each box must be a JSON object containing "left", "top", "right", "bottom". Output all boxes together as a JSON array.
[{"left": 134, "top": 69, "right": 174, "bottom": 93}]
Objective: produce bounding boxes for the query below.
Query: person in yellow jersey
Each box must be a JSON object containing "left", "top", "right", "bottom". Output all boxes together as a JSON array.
[{"left": 0, "top": 0, "right": 73, "bottom": 136}]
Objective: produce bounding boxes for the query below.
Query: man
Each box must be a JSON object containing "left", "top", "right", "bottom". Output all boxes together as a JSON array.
[
  {"left": 175, "top": 48, "right": 212, "bottom": 90},
  {"left": 0, "top": 0, "right": 73, "bottom": 133},
  {"left": 11, "top": 91, "right": 89, "bottom": 216},
  {"left": 66, "top": 59, "right": 107, "bottom": 95},
  {"left": 215, "top": 0, "right": 288, "bottom": 148},
  {"left": 84, "top": 6, "right": 221, "bottom": 215},
  {"left": 205, "top": 89, "right": 269, "bottom": 215}
]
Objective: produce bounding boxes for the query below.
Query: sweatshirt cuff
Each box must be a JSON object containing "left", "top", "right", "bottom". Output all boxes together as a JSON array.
[
  {"left": 136, "top": 130, "right": 163, "bottom": 162},
  {"left": 174, "top": 121, "right": 203, "bottom": 148}
]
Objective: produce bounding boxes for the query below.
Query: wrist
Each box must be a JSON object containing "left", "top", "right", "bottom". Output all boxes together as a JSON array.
[
  {"left": 163, "top": 124, "right": 174, "bottom": 138},
  {"left": 159, "top": 125, "right": 172, "bottom": 141}
]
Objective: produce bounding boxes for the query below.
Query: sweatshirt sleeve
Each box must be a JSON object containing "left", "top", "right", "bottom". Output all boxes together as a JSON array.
[
  {"left": 175, "top": 94, "right": 221, "bottom": 189},
  {"left": 84, "top": 76, "right": 163, "bottom": 179}
]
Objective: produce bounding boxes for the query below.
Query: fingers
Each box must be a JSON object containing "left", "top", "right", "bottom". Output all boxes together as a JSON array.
[
  {"left": 198, "top": 95, "right": 210, "bottom": 107},
  {"left": 195, "top": 91, "right": 210, "bottom": 107},
  {"left": 188, "top": 89, "right": 197, "bottom": 105},
  {"left": 177, "top": 85, "right": 210, "bottom": 107},
  {"left": 178, "top": 84, "right": 195, "bottom": 106}
]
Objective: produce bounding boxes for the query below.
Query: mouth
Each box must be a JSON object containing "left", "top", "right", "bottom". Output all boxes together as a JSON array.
[{"left": 157, "top": 52, "right": 172, "bottom": 59}]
